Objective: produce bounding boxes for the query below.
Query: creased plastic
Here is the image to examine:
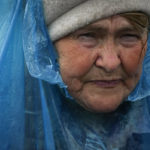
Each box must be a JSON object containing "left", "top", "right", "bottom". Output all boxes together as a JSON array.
[
  {"left": 23, "top": 0, "right": 65, "bottom": 88},
  {"left": 23, "top": 0, "right": 74, "bottom": 100},
  {"left": 0, "top": 0, "right": 25, "bottom": 149}
]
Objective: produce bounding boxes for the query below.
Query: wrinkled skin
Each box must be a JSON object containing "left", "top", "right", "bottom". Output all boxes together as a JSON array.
[{"left": 55, "top": 15, "right": 147, "bottom": 113}]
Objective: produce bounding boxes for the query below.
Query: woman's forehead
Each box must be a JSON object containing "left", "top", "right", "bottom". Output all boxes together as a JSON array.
[
  {"left": 87, "top": 15, "right": 131, "bottom": 28},
  {"left": 71, "top": 15, "right": 135, "bottom": 35},
  {"left": 68, "top": 12, "right": 149, "bottom": 38}
]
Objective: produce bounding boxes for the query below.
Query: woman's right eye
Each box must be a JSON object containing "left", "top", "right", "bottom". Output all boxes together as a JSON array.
[
  {"left": 78, "top": 32, "right": 95, "bottom": 38},
  {"left": 77, "top": 32, "right": 98, "bottom": 48}
]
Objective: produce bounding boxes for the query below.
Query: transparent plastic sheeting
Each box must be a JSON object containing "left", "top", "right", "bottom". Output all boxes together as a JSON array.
[
  {"left": 0, "top": 0, "right": 25, "bottom": 149},
  {"left": 23, "top": 0, "right": 73, "bottom": 100},
  {"left": 0, "top": 0, "right": 149, "bottom": 150},
  {"left": 0, "top": 0, "right": 53, "bottom": 149},
  {"left": 23, "top": 0, "right": 65, "bottom": 87}
]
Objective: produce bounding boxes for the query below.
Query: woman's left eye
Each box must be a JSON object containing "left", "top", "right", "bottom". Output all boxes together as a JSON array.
[
  {"left": 119, "top": 34, "right": 140, "bottom": 46},
  {"left": 122, "top": 34, "right": 139, "bottom": 39}
]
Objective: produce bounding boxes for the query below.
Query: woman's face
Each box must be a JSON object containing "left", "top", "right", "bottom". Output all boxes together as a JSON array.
[{"left": 55, "top": 15, "right": 147, "bottom": 113}]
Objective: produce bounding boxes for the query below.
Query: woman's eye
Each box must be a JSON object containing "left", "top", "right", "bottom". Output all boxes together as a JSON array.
[
  {"left": 78, "top": 32, "right": 95, "bottom": 39},
  {"left": 77, "top": 33, "right": 98, "bottom": 48},
  {"left": 119, "top": 34, "right": 140, "bottom": 46}
]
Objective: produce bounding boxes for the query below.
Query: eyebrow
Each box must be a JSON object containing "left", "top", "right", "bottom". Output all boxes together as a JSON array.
[{"left": 78, "top": 25, "right": 138, "bottom": 34}]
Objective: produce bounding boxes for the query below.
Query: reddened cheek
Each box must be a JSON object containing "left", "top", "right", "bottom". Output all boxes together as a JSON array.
[
  {"left": 120, "top": 48, "right": 144, "bottom": 75},
  {"left": 60, "top": 54, "right": 94, "bottom": 78},
  {"left": 123, "top": 59, "right": 141, "bottom": 75}
]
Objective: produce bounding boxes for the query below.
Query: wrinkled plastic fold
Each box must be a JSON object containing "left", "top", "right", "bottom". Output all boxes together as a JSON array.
[
  {"left": 0, "top": 0, "right": 25, "bottom": 149},
  {"left": 23, "top": 0, "right": 65, "bottom": 88}
]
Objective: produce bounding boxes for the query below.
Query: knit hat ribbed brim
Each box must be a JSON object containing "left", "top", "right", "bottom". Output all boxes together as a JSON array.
[{"left": 43, "top": 0, "right": 150, "bottom": 41}]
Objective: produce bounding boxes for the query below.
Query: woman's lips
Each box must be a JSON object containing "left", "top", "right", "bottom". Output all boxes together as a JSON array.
[{"left": 91, "top": 79, "right": 122, "bottom": 88}]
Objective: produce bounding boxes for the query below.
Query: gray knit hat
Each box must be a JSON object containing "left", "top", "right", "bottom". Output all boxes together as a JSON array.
[{"left": 43, "top": 0, "right": 150, "bottom": 41}]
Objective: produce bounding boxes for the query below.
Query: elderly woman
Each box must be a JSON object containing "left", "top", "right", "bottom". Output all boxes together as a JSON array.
[
  {"left": 0, "top": 0, "right": 150, "bottom": 150},
  {"left": 54, "top": 12, "right": 148, "bottom": 113}
]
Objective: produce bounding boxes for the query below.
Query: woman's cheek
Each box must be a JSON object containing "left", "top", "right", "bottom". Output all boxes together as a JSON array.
[
  {"left": 59, "top": 51, "right": 94, "bottom": 91},
  {"left": 121, "top": 49, "right": 143, "bottom": 75},
  {"left": 61, "top": 51, "right": 94, "bottom": 77}
]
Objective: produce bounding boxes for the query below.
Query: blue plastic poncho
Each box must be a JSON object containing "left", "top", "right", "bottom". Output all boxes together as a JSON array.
[{"left": 1, "top": 0, "right": 150, "bottom": 150}]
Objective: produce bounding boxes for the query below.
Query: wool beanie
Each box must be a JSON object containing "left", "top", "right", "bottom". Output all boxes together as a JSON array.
[{"left": 43, "top": 0, "right": 150, "bottom": 41}]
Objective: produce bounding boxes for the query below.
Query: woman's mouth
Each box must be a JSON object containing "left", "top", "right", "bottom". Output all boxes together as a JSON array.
[{"left": 92, "top": 79, "right": 122, "bottom": 88}]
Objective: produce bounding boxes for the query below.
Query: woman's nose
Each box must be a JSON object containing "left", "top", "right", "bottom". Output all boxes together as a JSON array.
[{"left": 95, "top": 44, "right": 121, "bottom": 72}]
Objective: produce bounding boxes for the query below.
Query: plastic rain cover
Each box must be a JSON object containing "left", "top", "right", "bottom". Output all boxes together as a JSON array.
[
  {"left": 0, "top": 0, "right": 25, "bottom": 149},
  {"left": 0, "top": 0, "right": 150, "bottom": 149}
]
